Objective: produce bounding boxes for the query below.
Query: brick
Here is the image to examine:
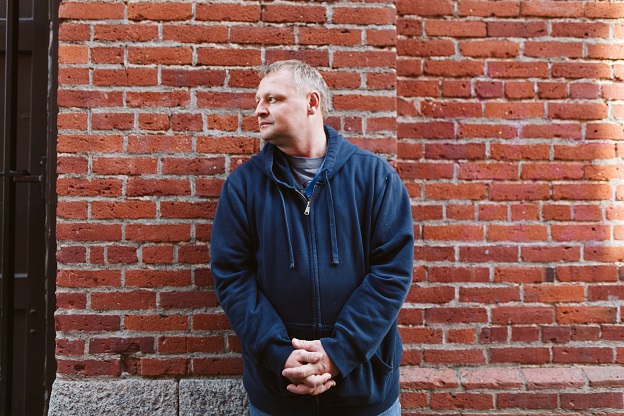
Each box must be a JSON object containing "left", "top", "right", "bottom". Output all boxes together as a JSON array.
[
  {"left": 524, "top": 285, "right": 585, "bottom": 303},
  {"left": 56, "top": 314, "right": 120, "bottom": 332},
  {"left": 552, "top": 62, "right": 612, "bottom": 80},
  {"left": 58, "top": 45, "right": 88, "bottom": 64},
  {"left": 126, "top": 179, "right": 191, "bottom": 197},
  {"left": 58, "top": 90, "right": 123, "bottom": 108},
  {"left": 459, "top": 287, "right": 520, "bottom": 304},
  {"left": 125, "top": 314, "right": 189, "bottom": 331},
  {"left": 524, "top": 41, "right": 583, "bottom": 58},
  {"left": 425, "top": 59, "right": 484, "bottom": 77},
  {"left": 196, "top": 3, "right": 260, "bottom": 22},
  {"left": 231, "top": 26, "right": 294, "bottom": 45},
  {"left": 460, "top": 40, "right": 520, "bottom": 58},
  {"left": 162, "top": 157, "right": 226, "bottom": 175},
  {"left": 138, "top": 113, "right": 170, "bottom": 131},
  {"left": 128, "top": 135, "right": 193, "bottom": 153},
  {"left": 459, "top": 1, "right": 520, "bottom": 17},
  {"left": 554, "top": 346, "right": 614, "bottom": 364},
  {"left": 398, "top": 121, "right": 454, "bottom": 139},
  {"left": 400, "top": 327, "right": 443, "bottom": 344},
  {"left": 494, "top": 266, "right": 549, "bottom": 283},
  {"left": 490, "top": 347, "right": 550, "bottom": 364},
  {"left": 57, "top": 359, "right": 121, "bottom": 376},
  {"left": 138, "top": 358, "right": 188, "bottom": 376},
  {"left": 56, "top": 246, "right": 87, "bottom": 264},
  {"left": 431, "top": 392, "right": 494, "bottom": 410},
  {"left": 583, "top": 366, "right": 624, "bottom": 388},
  {"left": 424, "top": 349, "right": 486, "bottom": 365},
  {"left": 561, "top": 393, "right": 624, "bottom": 410},
  {"left": 93, "top": 68, "right": 158, "bottom": 87},
  {"left": 587, "top": 2, "right": 624, "bottom": 19},
  {"left": 488, "top": 225, "right": 548, "bottom": 242},
  {"left": 497, "top": 393, "right": 558, "bottom": 409},
  {"left": 91, "top": 291, "right": 156, "bottom": 310},
  {"left": 542, "top": 325, "right": 571, "bottom": 343},
  {"left": 557, "top": 306, "right": 617, "bottom": 324},
  {"left": 261, "top": 4, "right": 326, "bottom": 24},
  {"left": 400, "top": 367, "right": 459, "bottom": 389},
  {"left": 428, "top": 267, "right": 489, "bottom": 283},
  {"left": 56, "top": 293, "right": 87, "bottom": 310},
  {"left": 94, "top": 24, "right": 159, "bottom": 42},
  {"left": 426, "top": 20, "right": 486, "bottom": 38},
  {"left": 521, "top": 163, "right": 584, "bottom": 180},
  {"left": 426, "top": 307, "right": 488, "bottom": 324},
  {"left": 397, "top": 0, "right": 454, "bottom": 16},
  {"left": 460, "top": 246, "right": 518, "bottom": 263},
  {"left": 484, "top": 102, "right": 544, "bottom": 119},
  {"left": 56, "top": 269, "right": 120, "bottom": 288},
  {"left": 125, "top": 224, "right": 191, "bottom": 243},
  {"left": 160, "top": 291, "right": 218, "bottom": 309},
  {"left": 128, "top": 2, "right": 192, "bottom": 21},
  {"left": 459, "top": 123, "right": 518, "bottom": 139},
  {"left": 89, "top": 337, "right": 154, "bottom": 354},
  {"left": 556, "top": 265, "right": 618, "bottom": 282},
  {"left": 57, "top": 223, "right": 122, "bottom": 241},
  {"left": 422, "top": 100, "right": 482, "bottom": 118},
  {"left": 488, "top": 61, "right": 549, "bottom": 78},
  {"left": 125, "top": 269, "right": 191, "bottom": 288},
  {"left": 405, "top": 286, "right": 455, "bottom": 304},
  {"left": 162, "top": 25, "right": 228, "bottom": 44},
  {"left": 58, "top": 2, "right": 124, "bottom": 19},
  {"left": 423, "top": 225, "right": 484, "bottom": 241},
  {"left": 447, "top": 328, "right": 476, "bottom": 344},
  {"left": 192, "top": 357, "right": 244, "bottom": 376},
  {"left": 56, "top": 201, "right": 89, "bottom": 220},
  {"left": 334, "top": 51, "right": 396, "bottom": 68},
  {"left": 492, "top": 306, "right": 554, "bottom": 325},
  {"left": 488, "top": 183, "right": 550, "bottom": 201},
  {"left": 487, "top": 21, "right": 547, "bottom": 38},
  {"left": 56, "top": 338, "right": 85, "bottom": 356}
]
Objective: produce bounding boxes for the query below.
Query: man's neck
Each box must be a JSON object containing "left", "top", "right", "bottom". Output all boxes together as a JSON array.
[{"left": 279, "top": 124, "right": 327, "bottom": 158}]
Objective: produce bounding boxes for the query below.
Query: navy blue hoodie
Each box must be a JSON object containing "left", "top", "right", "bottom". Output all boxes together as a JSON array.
[{"left": 211, "top": 126, "right": 414, "bottom": 416}]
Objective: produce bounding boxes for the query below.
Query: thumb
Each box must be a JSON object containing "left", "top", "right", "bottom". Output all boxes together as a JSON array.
[{"left": 292, "top": 338, "right": 317, "bottom": 351}]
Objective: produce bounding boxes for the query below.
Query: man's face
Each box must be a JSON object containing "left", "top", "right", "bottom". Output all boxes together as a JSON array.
[{"left": 255, "top": 69, "right": 310, "bottom": 147}]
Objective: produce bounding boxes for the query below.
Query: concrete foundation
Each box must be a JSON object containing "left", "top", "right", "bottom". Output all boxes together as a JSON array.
[{"left": 48, "top": 378, "right": 248, "bottom": 416}]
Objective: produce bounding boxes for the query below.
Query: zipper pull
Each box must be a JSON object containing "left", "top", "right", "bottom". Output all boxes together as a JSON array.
[{"left": 304, "top": 199, "right": 311, "bottom": 215}]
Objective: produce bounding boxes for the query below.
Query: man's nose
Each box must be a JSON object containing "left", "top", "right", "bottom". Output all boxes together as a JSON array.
[{"left": 255, "top": 101, "right": 268, "bottom": 117}]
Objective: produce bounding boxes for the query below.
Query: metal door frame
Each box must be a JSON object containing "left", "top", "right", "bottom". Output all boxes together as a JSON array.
[{"left": 1, "top": 0, "right": 58, "bottom": 413}]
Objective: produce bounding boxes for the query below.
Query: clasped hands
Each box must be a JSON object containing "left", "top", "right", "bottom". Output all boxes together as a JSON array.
[{"left": 281, "top": 338, "right": 339, "bottom": 396}]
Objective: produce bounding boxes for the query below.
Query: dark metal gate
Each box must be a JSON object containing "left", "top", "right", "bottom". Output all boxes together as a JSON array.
[{"left": 1, "top": 0, "right": 56, "bottom": 414}]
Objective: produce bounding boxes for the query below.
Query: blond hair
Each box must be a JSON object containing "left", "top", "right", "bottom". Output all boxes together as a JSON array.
[{"left": 260, "top": 60, "right": 331, "bottom": 119}]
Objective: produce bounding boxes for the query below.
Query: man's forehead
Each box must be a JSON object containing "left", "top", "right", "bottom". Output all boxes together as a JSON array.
[{"left": 257, "top": 69, "right": 296, "bottom": 90}]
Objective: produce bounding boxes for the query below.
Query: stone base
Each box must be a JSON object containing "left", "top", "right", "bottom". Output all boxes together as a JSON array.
[{"left": 48, "top": 378, "right": 248, "bottom": 416}]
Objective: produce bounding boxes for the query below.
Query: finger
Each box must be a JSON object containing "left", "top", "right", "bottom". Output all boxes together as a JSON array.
[
  {"left": 287, "top": 378, "right": 336, "bottom": 396},
  {"left": 292, "top": 338, "right": 317, "bottom": 351},
  {"left": 282, "top": 363, "right": 316, "bottom": 379},
  {"left": 298, "top": 349, "right": 321, "bottom": 364},
  {"left": 309, "top": 380, "right": 336, "bottom": 396}
]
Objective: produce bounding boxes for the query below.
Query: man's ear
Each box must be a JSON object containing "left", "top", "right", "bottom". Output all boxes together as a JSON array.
[{"left": 307, "top": 91, "right": 321, "bottom": 116}]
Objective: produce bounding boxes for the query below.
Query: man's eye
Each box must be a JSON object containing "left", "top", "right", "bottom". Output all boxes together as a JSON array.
[{"left": 268, "top": 97, "right": 276, "bottom": 103}]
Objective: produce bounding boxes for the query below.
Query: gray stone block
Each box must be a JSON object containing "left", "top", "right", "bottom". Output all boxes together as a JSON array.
[
  {"left": 179, "top": 378, "right": 249, "bottom": 416},
  {"left": 48, "top": 379, "right": 178, "bottom": 416}
]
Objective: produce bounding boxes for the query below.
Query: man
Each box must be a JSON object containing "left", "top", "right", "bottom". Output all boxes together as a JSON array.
[{"left": 210, "top": 60, "right": 414, "bottom": 416}]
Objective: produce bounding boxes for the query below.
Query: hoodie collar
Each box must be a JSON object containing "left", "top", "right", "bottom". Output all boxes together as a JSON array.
[{"left": 251, "top": 125, "right": 356, "bottom": 269}]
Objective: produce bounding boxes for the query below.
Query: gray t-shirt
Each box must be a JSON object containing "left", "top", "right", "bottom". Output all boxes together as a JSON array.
[{"left": 284, "top": 154, "right": 325, "bottom": 191}]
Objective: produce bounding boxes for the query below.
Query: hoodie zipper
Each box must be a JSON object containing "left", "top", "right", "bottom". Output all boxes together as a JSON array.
[{"left": 297, "top": 185, "right": 317, "bottom": 216}]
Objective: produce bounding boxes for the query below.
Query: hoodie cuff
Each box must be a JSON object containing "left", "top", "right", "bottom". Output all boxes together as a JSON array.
[
  {"left": 259, "top": 334, "right": 295, "bottom": 376},
  {"left": 320, "top": 337, "right": 360, "bottom": 378}
]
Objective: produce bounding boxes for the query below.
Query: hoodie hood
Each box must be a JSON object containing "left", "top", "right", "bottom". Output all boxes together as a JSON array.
[
  {"left": 249, "top": 125, "right": 358, "bottom": 268},
  {"left": 250, "top": 125, "right": 359, "bottom": 183}
]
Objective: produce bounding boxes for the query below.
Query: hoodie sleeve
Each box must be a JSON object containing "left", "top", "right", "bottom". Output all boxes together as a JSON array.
[
  {"left": 321, "top": 169, "right": 414, "bottom": 378},
  {"left": 210, "top": 178, "right": 293, "bottom": 376}
]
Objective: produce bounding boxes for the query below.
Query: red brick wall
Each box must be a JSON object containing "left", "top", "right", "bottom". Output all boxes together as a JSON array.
[{"left": 56, "top": 0, "right": 624, "bottom": 413}]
